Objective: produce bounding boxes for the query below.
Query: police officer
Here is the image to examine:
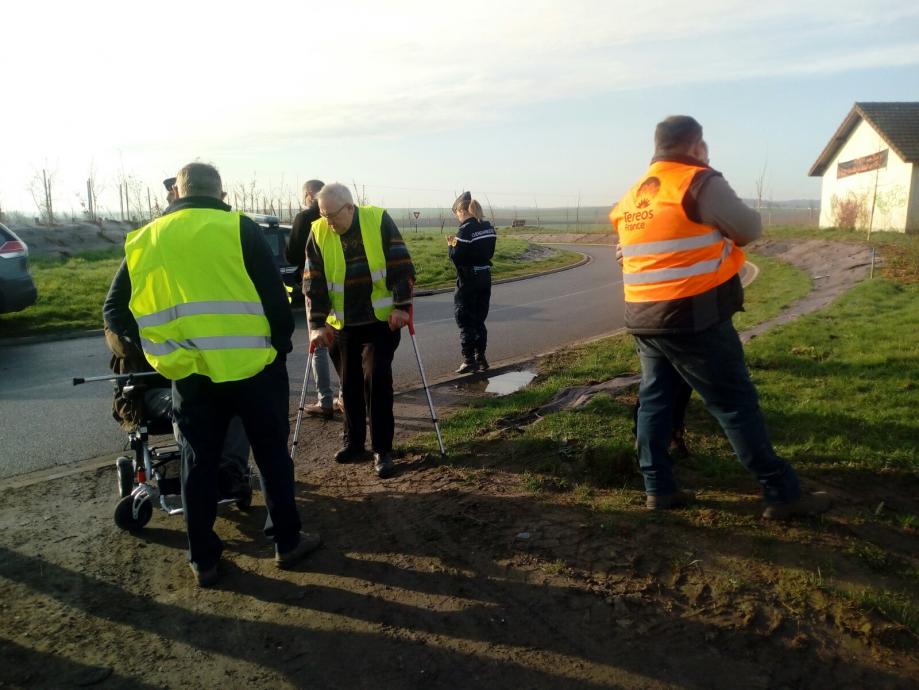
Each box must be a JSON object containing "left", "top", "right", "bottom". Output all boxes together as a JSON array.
[
  {"left": 447, "top": 191, "right": 496, "bottom": 374},
  {"left": 105, "top": 162, "right": 320, "bottom": 586}
]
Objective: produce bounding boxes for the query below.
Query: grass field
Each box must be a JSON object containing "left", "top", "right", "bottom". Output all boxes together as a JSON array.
[
  {"left": 410, "top": 229, "right": 919, "bottom": 635},
  {"left": 0, "top": 233, "right": 580, "bottom": 338}
]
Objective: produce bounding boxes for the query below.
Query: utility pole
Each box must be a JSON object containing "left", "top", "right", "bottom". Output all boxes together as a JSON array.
[
  {"left": 119, "top": 184, "right": 125, "bottom": 221},
  {"left": 42, "top": 169, "right": 53, "bottom": 224},
  {"left": 86, "top": 178, "right": 95, "bottom": 221}
]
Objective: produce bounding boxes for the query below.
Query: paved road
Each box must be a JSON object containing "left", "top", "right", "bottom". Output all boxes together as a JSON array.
[{"left": 0, "top": 244, "right": 622, "bottom": 479}]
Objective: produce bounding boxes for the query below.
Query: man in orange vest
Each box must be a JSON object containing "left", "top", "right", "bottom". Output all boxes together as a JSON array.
[{"left": 610, "top": 116, "right": 830, "bottom": 520}]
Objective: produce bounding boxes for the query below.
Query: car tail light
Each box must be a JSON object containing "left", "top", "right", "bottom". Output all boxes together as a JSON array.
[{"left": 0, "top": 240, "right": 28, "bottom": 258}]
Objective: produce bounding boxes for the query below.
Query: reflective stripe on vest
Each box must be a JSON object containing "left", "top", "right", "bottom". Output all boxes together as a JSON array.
[
  {"left": 126, "top": 207, "right": 277, "bottom": 382},
  {"left": 311, "top": 206, "right": 394, "bottom": 329},
  {"left": 610, "top": 161, "right": 745, "bottom": 303},
  {"left": 135, "top": 300, "right": 265, "bottom": 328},
  {"left": 141, "top": 335, "right": 272, "bottom": 356}
]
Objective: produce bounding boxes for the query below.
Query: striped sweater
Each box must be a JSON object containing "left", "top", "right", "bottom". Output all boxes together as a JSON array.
[{"left": 304, "top": 210, "right": 415, "bottom": 329}]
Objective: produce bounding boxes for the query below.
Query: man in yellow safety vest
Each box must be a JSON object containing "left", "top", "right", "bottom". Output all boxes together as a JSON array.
[
  {"left": 304, "top": 182, "right": 415, "bottom": 479},
  {"left": 105, "top": 162, "right": 320, "bottom": 586}
]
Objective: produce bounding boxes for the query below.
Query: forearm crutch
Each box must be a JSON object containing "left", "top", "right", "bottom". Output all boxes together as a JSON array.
[
  {"left": 290, "top": 340, "right": 315, "bottom": 456},
  {"left": 407, "top": 307, "right": 446, "bottom": 457}
]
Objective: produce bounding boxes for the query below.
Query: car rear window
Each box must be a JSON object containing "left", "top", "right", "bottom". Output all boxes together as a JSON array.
[{"left": 0, "top": 224, "right": 13, "bottom": 241}]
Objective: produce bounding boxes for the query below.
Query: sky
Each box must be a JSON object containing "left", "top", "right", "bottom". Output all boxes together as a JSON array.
[{"left": 2, "top": 0, "right": 918, "bottom": 218}]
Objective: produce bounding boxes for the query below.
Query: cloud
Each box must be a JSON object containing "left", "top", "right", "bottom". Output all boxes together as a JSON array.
[{"left": 2, "top": 0, "right": 917, "bottom": 208}]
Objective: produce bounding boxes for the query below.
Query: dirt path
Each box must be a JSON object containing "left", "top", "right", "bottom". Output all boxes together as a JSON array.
[{"left": 1, "top": 239, "right": 915, "bottom": 689}]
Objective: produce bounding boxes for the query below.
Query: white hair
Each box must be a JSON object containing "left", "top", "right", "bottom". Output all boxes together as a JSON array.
[{"left": 316, "top": 182, "right": 353, "bottom": 208}]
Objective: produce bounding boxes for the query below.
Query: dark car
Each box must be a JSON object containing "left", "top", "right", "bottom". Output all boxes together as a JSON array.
[
  {"left": 246, "top": 214, "right": 302, "bottom": 303},
  {"left": 0, "top": 222, "right": 38, "bottom": 314}
]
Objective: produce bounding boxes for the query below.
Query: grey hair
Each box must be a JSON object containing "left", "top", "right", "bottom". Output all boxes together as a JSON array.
[
  {"left": 302, "top": 179, "right": 324, "bottom": 197},
  {"left": 176, "top": 162, "right": 223, "bottom": 199},
  {"left": 316, "top": 182, "right": 353, "bottom": 208}
]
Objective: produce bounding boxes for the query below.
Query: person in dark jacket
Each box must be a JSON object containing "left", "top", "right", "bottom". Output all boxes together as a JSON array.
[
  {"left": 104, "top": 162, "right": 320, "bottom": 586},
  {"left": 610, "top": 116, "right": 830, "bottom": 520},
  {"left": 286, "top": 179, "right": 339, "bottom": 420},
  {"left": 447, "top": 191, "right": 496, "bottom": 374}
]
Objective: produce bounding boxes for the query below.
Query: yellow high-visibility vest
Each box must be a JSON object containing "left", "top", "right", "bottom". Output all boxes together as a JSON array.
[
  {"left": 125, "top": 207, "right": 276, "bottom": 382},
  {"left": 310, "top": 206, "right": 394, "bottom": 330}
]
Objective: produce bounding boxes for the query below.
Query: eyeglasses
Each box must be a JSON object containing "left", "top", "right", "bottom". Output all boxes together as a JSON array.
[{"left": 320, "top": 203, "right": 350, "bottom": 220}]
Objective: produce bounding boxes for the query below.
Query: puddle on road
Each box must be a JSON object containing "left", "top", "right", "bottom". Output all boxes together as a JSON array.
[{"left": 485, "top": 370, "right": 537, "bottom": 396}]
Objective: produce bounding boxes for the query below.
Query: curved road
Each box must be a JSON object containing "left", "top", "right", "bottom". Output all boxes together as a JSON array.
[{"left": 0, "top": 244, "right": 622, "bottom": 479}]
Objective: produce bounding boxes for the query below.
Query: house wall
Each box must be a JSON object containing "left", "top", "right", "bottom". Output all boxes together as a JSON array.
[
  {"left": 908, "top": 166, "right": 919, "bottom": 233},
  {"left": 818, "top": 118, "right": 914, "bottom": 232}
]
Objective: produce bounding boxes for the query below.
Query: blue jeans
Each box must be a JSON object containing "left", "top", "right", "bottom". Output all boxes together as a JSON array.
[
  {"left": 312, "top": 345, "right": 335, "bottom": 408},
  {"left": 635, "top": 319, "right": 800, "bottom": 503}
]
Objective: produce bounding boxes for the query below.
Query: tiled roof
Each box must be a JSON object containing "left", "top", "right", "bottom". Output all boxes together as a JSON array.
[{"left": 808, "top": 102, "right": 919, "bottom": 176}]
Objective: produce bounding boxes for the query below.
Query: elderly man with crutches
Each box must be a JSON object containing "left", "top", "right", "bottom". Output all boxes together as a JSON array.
[{"left": 303, "top": 183, "right": 416, "bottom": 478}]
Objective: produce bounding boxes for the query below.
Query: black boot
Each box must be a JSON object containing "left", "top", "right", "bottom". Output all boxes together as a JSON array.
[
  {"left": 455, "top": 359, "right": 479, "bottom": 375},
  {"left": 476, "top": 352, "right": 489, "bottom": 371}
]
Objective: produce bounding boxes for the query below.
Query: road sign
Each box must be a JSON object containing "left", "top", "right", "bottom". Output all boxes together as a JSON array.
[{"left": 413, "top": 211, "right": 421, "bottom": 219}]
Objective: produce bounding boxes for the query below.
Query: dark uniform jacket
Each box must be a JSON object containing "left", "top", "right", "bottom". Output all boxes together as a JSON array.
[{"left": 449, "top": 218, "right": 497, "bottom": 270}]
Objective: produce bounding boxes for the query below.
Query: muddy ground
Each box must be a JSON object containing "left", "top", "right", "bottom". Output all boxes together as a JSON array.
[{"left": 1, "top": 239, "right": 916, "bottom": 689}]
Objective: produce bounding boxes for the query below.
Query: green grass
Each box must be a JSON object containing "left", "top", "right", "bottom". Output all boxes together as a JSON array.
[
  {"left": 419, "top": 229, "right": 919, "bottom": 638},
  {"left": 0, "top": 234, "right": 581, "bottom": 338},
  {"left": 428, "top": 250, "right": 812, "bottom": 486},
  {"left": 0, "top": 249, "right": 124, "bottom": 337}
]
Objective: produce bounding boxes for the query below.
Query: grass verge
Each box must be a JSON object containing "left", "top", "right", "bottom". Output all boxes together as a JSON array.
[{"left": 415, "top": 232, "right": 918, "bottom": 640}]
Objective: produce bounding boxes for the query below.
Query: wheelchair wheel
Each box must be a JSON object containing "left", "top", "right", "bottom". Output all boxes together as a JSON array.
[
  {"left": 116, "top": 457, "right": 134, "bottom": 498},
  {"left": 114, "top": 495, "right": 152, "bottom": 532},
  {"left": 235, "top": 485, "right": 253, "bottom": 512}
]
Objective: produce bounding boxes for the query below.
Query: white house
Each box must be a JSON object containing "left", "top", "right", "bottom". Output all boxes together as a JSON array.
[{"left": 809, "top": 102, "right": 919, "bottom": 233}]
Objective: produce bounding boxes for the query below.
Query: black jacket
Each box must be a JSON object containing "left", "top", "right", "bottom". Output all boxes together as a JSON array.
[
  {"left": 103, "top": 196, "right": 294, "bottom": 357},
  {"left": 449, "top": 218, "right": 496, "bottom": 268},
  {"left": 286, "top": 201, "right": 321, "bottom": 272}
]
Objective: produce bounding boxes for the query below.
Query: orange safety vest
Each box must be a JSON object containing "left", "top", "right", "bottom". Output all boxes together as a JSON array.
[{"left": 610, "top": 161, "right": 745, "bottom": 304}]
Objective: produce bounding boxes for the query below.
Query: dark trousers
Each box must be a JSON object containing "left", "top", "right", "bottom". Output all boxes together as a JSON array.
[
  {"left": 635, "top": 320, "right": 801, "bottom": 503},
  {"left": 172, "top": 356, "right": 301, "bottom": 568},
  {"left": 632, "top": 377, "right": 693, "bottom": 438},
  {"left": 454, "top": 268, "right": 491, "bottom": 360},
  {"left": 330, "top": 321, "right": 401, "bottom": 453}
]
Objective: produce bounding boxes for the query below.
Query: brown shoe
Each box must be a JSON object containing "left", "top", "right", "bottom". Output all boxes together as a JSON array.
[
  {"left": 333, "top": 397, "right": 345, "bottom": 414},
  {"left": 762, "top": 492, "right": 832, "bottom": 520},
  {"left": 645, "top": 489, "right": 694, "bottom": 510},
  {"left": 304, "top": 403, "right": 333, "bottom": 420}
]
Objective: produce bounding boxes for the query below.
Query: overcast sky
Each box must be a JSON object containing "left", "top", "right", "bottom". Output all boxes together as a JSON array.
[{"left": 2, "top": 0, "right": 918, "bottom": 216}]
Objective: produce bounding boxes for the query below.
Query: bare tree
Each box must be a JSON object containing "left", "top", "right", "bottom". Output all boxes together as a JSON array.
[
  {"left": 483, "top": 193, "right": 496, "bottom": 225},
  {"left": 351, "top": 180, "right": 368, "bottom": 206},
  {"left": 76, "top": 163, "right": 104, "bottom": 223},
  {"left": 754, "top": 160, "right": 768, "bottom": 213},
  {"left": 27, "top": 168, "right": 56, "bottom": 224}
]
